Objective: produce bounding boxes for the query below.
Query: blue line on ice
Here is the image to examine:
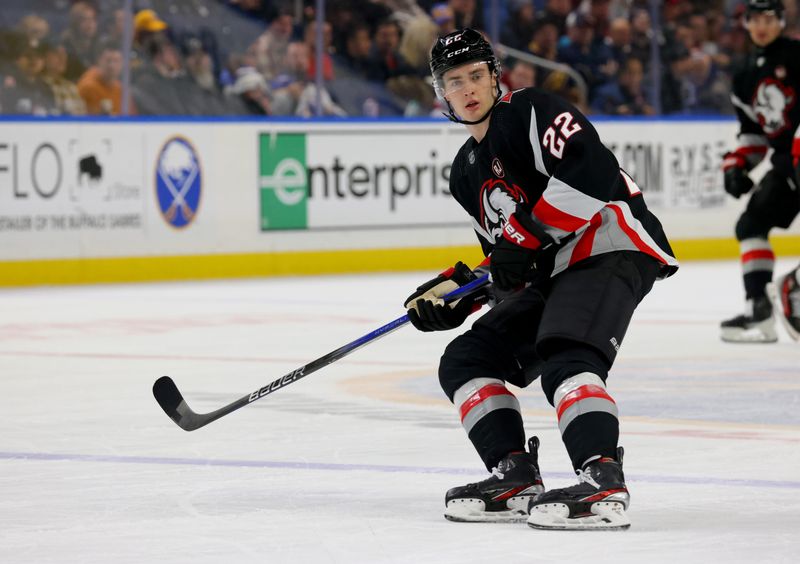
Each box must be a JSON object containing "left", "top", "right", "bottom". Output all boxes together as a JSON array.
[{"left": 2, "top": 451, "right": 799, "bottom": 490}]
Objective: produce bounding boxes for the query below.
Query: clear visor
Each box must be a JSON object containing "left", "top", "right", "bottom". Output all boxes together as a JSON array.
[{"left": 433, "top": 60, "right": 493, "bottom": 99}]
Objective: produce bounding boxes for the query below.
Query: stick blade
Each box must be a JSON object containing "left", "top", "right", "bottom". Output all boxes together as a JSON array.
[{"left": 153, "top": 376, "right": 203, "bottom": 432}]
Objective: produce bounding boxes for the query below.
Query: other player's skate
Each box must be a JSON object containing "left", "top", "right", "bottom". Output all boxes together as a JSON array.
[
  {"left": 444, "top": 436, "right": 544, "bottom": 523},
  {"left": 720, "top": 296, "right": 777, "bottom": 343},
  {"left": 766, "top": 267, "right": 800, "bottom": 341},
  {"left": 527, "top": 447, "right": 630, "bottom": 531}
]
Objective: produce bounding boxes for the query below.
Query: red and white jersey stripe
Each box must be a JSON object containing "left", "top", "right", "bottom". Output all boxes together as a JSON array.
[
  {"left": 535, "top": 178, "right": 679, "bottom": 277},
  {"left": 553, "top": 373, "right": 618, "bottom": 435},
  {"left": 453, "top": 378, "right": 521, "bottom": 434},
  {"left": 740, "top": 238, "right": 775, "bottom": 274}
]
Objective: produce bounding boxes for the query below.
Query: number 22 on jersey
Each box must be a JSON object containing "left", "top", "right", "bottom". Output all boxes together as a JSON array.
[{"left": 542, "top": 112, "right": 582, "bottom": 159}]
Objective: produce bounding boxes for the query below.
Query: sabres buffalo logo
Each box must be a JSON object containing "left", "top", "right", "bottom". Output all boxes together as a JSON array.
[
  {"left": 479, "top": 178, "right": 528, "bottom": 240},
  {"left": 752, "top": 78, "right": 795, "bottom": 137}
]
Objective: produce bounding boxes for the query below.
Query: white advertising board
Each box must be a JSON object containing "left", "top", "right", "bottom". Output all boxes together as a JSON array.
[{"left": 0, "top": 118, "right": 793, "bottom": 263}]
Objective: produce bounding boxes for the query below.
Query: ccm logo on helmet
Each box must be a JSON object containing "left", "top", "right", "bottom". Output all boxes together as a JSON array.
[
  {"left": 447, "top": 47, "right": 470, "bottom": 58},
  {"left": 444, "top": 33, "right": 463, "bottom": 45}
]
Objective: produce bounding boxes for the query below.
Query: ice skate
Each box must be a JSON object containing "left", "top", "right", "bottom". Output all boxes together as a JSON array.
[
  {"left": 720, "top": 296, "right": 777, "bottom": 343},
  {"left": 527, "top": 447, "right": 630, "bottom": 531},
  {"left": 444, "top": 437, "right": 544, "bottom": 523},
  {"left": 766, "top": 268, "right": 800, "bottom": 341}
]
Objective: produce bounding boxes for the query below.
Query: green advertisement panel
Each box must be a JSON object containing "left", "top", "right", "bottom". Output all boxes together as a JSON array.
[{"left": 259, "top": 133, "right": 308, "bottom": 230}]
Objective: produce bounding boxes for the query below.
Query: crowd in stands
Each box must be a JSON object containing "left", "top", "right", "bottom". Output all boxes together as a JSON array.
[{"left": 0, "top": 0, "right": 793, "bottom": 118}]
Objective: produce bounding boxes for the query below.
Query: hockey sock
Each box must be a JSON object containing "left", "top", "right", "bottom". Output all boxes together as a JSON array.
[
  {"left": 553, "top": 372, "right": 619, "bottom": 470},
  {"left": 740, "top": 238, "right": 774, "bottom": 299},
  {"left": 454, "top": 378, "right": 526, "bottom": 470}
]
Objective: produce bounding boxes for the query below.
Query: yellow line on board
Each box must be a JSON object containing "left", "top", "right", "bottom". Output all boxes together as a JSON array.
[{"left": 1, "top": 235, "right": 799, "bottom": 287}]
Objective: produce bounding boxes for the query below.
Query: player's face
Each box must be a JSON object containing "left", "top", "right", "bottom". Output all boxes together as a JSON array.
[
  {"left": 746, "top": 12, "right": 783, "bottom": 47},
  {"left": 442, "top": 62, "right": 496, "bottom": 119}
]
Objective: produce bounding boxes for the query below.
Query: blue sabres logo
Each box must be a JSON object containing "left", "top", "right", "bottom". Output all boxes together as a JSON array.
[{"left": 155, "top": 136, "right": 202, "bottom": 228}]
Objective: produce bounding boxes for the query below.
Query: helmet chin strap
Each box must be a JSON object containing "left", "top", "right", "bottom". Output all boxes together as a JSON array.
[{"left": 443, "top": 81, "right": 503, "bottom": 125}]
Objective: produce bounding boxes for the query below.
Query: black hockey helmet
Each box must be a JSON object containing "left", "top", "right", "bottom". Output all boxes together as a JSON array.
[
  {"left": 429, "top": 28, "right": 502, "bottom": 124},
  {"left": 745, "top": 0, "right": 784, "bottom": 18}
]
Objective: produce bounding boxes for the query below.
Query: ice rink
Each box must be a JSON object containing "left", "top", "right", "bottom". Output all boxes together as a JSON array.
[{"left": 1, "top": 259, "right": 798, "bottom": 564}]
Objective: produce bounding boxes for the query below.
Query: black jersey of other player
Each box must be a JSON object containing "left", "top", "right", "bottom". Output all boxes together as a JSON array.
[
  {"left": 730, "top": 36, "right": 800, "bottom": 175},
  {"left": 448, "top": 87, "right": 678, "bottom": 278}
]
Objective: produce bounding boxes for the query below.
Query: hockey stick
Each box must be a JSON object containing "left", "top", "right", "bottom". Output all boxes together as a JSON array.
[{"left": 153, "top": 274, "right": 490, "bottom": 431}]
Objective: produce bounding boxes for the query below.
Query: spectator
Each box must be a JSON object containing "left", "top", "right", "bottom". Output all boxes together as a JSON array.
[
  {"left": 629, "top": 8, "right": 654, "bottom": 68},
  {"left": 372, "top": 18, "right": 434, "bottom": 113},
  {"left": 398, "top": 15, "right": 440, "bottom": 77},
  {"left": 690, "top": 11, "right": 731, "bottom": 73},
  {"left": 558, "top": 12, "right": 616, "bottom": 97},
  {"left": 530, "top": 16, "right": 584, "bottom": 106},
  {"left": 333, "top": 21, "right": 374, "bottom": 80},
  {"left": 606, "top": 17, "right": 634, "bottom": 67},
  {"left": 588, "top": 0, "right": 612, "bottom": 38},
  {"left": 17, "top": 14, "right": 50, "bottom": 48},
  {"left": 303, "top": 20, "right": 335, "bottom": 81},
  {"left": 672, "top": 21, "right": 718, "bottom": 113},
  {"left": 501, "top": 0, "right": 538, "bottom": 51},
  {"left": 538, "top": 0, "right": 573, "bottom": 35},
  {"left": 529, "top": 15, "right": 560, "bottom": 61},
  {"left": 449, "top": 0, "right": 483, "bottom": 30},
  {"left": 181, "top": 35, "right": 217, "bottom": 93},
  {"left": 431, "top": 3, "right": 456, "bottom": 36},
  {"left": 368, "top": 18, "right": 415, "bottom": 81},
  {"left": 0, "top": 34, "right": 55, "bottom": 115},
  {"left": 132, "top": 34, "right": 192, "bottom": 115},
  {"left": 42, "top": 41, "right": 86, "bottom": 115},
  {"left": 270, "top": 72, "right": 348, "bottom": 117},
  {"left": 61, "top": 1, "right": 100, "bottom": 82},
  {"left": 502, "top": 58, "right": 537, "bottom": 92},
  {"left": 251, "top": 4, "right": 294, "bottom": 82},
  {"left": 100, "top": 9, "right": 126, "bottom": 47},
  {"left": 591, "top": 56, "right": 655, "bottom": 115},
  {"left": 133, "top": 9, "right": 168, "bottom": 50},
  {"left": 132, "top": 8, "right": 170, "bottom": 75},
  {"left": 219, "top": 51, "right": 253, "bottom": 89},
  {"left": 228, "top": 66, "right": 271, "bottom": 115},
  {"left": 716, "top": 5, "right": 750, "bottom": 71},
  {"left": 77, "top": 41, "right": 123, "bottom": 115}
]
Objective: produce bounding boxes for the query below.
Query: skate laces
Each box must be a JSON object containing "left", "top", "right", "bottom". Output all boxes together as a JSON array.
[
  {"left": 575, "top": 468, "right": 601, "bottom": 489},
  {"left": 490, "top": 467, "right": 505, "bottom": 480}
]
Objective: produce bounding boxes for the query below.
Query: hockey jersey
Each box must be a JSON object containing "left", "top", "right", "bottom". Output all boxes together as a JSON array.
[
  {"left": 729, "top": 36, "right": 800, "bottom": 175},
  {"left": 448, "top": 87, "right": 678, "bottom": 278}
]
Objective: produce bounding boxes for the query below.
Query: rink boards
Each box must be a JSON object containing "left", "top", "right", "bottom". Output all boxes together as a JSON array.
[{"left": 0, "top": 117, "right": 799, "bottom": 285}]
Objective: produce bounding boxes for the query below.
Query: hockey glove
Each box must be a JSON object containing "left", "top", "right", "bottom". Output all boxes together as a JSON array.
[
  {"left": 404, "top": 261, "right": 483, "bottom": 332},
  {"left": 490, "top": 210, "right": 556, "bottom": 291},
  {"left": 722, "top": 151, "right": 754, "bottom": 199}
]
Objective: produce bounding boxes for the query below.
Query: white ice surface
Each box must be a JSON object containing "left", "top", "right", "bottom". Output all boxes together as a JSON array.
[{"left": 1, "top": 260, "right": 798, "bottom": 563}]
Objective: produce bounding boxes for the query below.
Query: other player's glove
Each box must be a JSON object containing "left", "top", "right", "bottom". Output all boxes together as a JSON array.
[
  {"left": 490, "top": 210, "right": 556, "bottom": 291},
  {"left": 722, "top": 151, "right": 754, "bottom": 199},
  {"left": 404, "top": 261, "right": 483, "bottom": 332}
]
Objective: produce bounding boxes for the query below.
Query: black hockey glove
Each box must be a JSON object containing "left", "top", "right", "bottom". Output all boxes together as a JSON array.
[
  {"left": 490, "top": 210, "right": 556, "bottom": 291},
  {"left": 404, "top": 261, "right": 484, "bottom": 332},
  {"left": 722, "top": 151, "right": 754, "bottom": 199}
]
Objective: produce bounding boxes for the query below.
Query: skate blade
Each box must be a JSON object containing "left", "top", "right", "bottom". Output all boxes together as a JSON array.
[
  {"left": 720, "top": 320, "right": 778, "bottom": 343},
  {"left": 444, "top": 498, "right": 529, "bottom": 523},
  {"left": 526, "top": 502, "right": 631, "bottom": 531},
  {"left": 766, "top": 283, "right": 800, "bottom": 342}
]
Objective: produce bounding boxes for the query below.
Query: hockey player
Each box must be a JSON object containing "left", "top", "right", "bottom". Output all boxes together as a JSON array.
[
  {"left": 767, "top": 263, "right": 800, "bottom": 340},
  {"left": 720, "top": 0, "right": 800, "bottom": 343},
  {"left": 403, "top": 28, "right": 677, "bottom": 530}
]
